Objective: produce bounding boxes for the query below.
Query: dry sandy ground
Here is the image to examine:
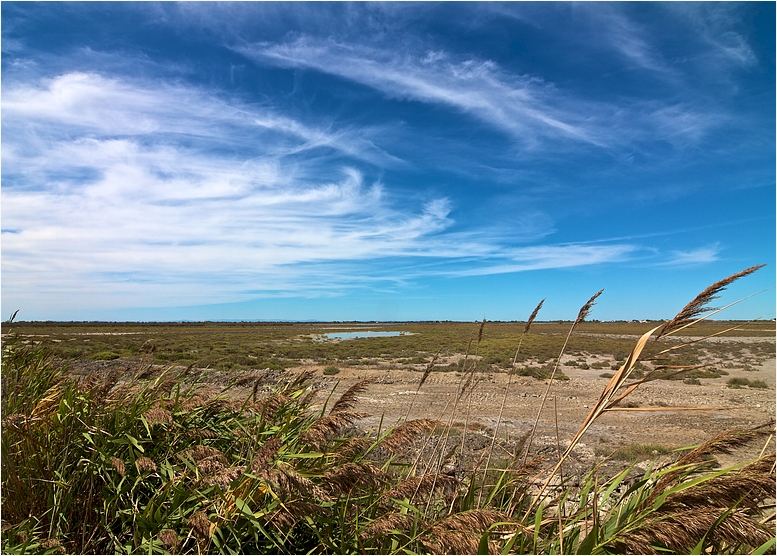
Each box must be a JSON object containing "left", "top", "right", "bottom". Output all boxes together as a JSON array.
[{"left": 294, "top": 339, "right": 776, "bottom": 469}]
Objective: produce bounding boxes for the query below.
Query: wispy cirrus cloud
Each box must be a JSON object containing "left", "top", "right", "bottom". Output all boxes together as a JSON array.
[
  {"left": 450, "top": 244, "right": 637, "bottom": 277},
  {"left": 660, "top": 245, "right": 721, "bottom": 267},
  {"left": 1, "top": 73, "right": 447, "bottom": 307},
  {"left": 238, "top": 37, "right": 720, "bottom": 153},
  {"left": 240, "top": 39, "right": 607, "bottom": 148}
]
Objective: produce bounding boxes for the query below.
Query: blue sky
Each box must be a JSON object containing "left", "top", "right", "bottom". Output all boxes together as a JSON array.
[{"left": 2, "top": 2, "right": 775, "bottom": 322}]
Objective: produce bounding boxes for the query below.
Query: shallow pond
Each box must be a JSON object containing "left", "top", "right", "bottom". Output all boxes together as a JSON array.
[{"left": 319, "top": 331, "right": 409, "bottom": 340}]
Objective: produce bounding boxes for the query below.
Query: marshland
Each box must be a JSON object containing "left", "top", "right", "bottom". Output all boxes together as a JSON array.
[{"left": 2, "top": 267, "right": 775, "bottom": 554}]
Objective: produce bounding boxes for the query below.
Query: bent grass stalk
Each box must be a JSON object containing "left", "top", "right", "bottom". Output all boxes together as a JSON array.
[{"left": 520, "top": 266, "right": 768, "bottom": 522}]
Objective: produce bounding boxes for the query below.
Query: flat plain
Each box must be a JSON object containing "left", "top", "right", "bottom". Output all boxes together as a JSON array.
[{"left": 7, "top": 319, "right": 775, "bottom": 468}]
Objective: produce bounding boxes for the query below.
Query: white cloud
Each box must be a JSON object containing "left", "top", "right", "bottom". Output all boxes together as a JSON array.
[
  {"left": 240, "top": 37, "right": 720, "bottom": 153},
  {"left": 242, "top": 39, "right": 606, "bottom": 148},
  {"left": 451, "top": 244, "right": 637, "bottom": 277},
  {"left": 668, "top": 4, "right": 757, "bottom": 67},
  {"left": 662, "top": 245, "right": 721, "bottom": 267},
  {"left": 1, "top": 73, "right": 456, "bottom": 310},
  {"left": 0, "top": 71, "right": 674, "bottom": 314}
]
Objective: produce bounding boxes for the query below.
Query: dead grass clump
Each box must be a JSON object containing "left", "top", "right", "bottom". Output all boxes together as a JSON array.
[
  {"left": 379, "top": 419, "right": 444, "bottom": 454},
  {"left": 187, "top": 511, "right": 212, "bottom": 540}
]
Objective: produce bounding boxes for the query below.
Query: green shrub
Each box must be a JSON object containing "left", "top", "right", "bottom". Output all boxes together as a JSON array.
[
  {"left": 600, "top": 372, "right": 614, "bottom": 379},
  {"left": 607, "top": 443, "right": 672, "bottom": 462},
  {"left": 323, "top": 365, "right": 341, "bottom": 375},
  {"left": 514, "top": 365, "right": 569, "bottom": 381},
  {"left": 728, "top": 377, "right": 751, "bottom": 389},
  {"left": 730, "top": 377, "right": 769, "bottom": 389},
  {"left": 88, "top": 351, "right": 120, "bottom": 361}
]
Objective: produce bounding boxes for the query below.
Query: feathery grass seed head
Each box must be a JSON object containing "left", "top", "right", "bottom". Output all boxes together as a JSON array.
[{"left": 110, "top": 457, "right": 126, "bottom": 477}]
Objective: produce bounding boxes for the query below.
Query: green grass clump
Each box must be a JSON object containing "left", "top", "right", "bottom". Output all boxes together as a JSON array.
[
  {"left": 600, "top": 443, "right": 673, "bottom": 462},
  {"left": 322, "top": 365, "right": 341, "bottom": 375},
  {"left": 88, "top": 350, "right": 121, "bottom": 361},
  {"left": 514, "top": 364, "right": 570, "bottom": 381},
  {"left": 728, "top": 377, "right": 769, "bottom": 389}
]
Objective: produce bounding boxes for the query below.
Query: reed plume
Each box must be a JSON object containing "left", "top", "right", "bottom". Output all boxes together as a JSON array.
[
  {"left": 330, "top": 378, "right": 373, "bottom": 414},
  {"left": 379, "top": 419, "right": 444, "bottom": 454},
  {"left": 403, "top": 351, "right": 441, "bottom": 422},
  {"left": 658, "top": 264, "right": 765, "bottom": 338}
]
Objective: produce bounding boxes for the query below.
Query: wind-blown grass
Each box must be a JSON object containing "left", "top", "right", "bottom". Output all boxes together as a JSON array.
[{"left": 1, "top": 266, "right": 774, "bottom": 554}]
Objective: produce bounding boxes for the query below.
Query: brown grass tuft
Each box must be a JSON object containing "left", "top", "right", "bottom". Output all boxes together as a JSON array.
[
  {"left": 182, "top": 393, "right": 213, "bottom": 412},
  {"left": 662, "top": 456, "right": 776, "bottom": 513},
  {"left": 575, "top": 289, "right": 603, "bottom": 326},
  {"left": 158, "top": 529, "right": 179, "bottom": 552},
  {"left": 418, "top": 350, "right": 440, "bottom": 390},
  {"left": 421, "top": 530, "right": 483, "bottom": 555},
  {"left": 255, "top": 393, "right": 290, "bottom": 421},
  {"left": 332, "top": 437, "right": 372, "bottom": 461},
  {"left": 135, "top": 457, "right": 157, "bottom": 473},
  {"left": 434, "top": 509, "right": 511, "bottom": 532},
  {"left": 41, "top": 538, "right": 65, "bottom": 554},
  {"left": 251, "top": 438, "right": 282, "bottom": 472},
  {"left": 203, "top": 466, "right": 245, "bottom": 490},
  {"left": 179, "top": 445, "right": 225, "bottom": 463},
  {"left": 384, "top": 473, "right": 458, "bottom": 505},
  {"left": 524, "top": 298, "right": 545, "bottom": 334},
  {"left": 234, "top": 374, "right": 259, "bottom": 388},
  {"left": 268, "top": 500, "right": 322, "bottom": 530},
  {"left": 185, "top": 428, "right": 219, "bottom": 440},
  {"left": 196, "top": 454, "right": 228, "bottom": 476},
  {"left": 3, "top": 413, "right": 32, "bottom": 431},
  {"left": 187, "top": 511, "right": 212, "bottom": 540},
  {"left": 362, "top": 513, "right": 420, "bottom": 538},
  {"left": 93, "top": 368, "right": 126, "bottom": 402},
  {"left": 302, "top": 411, "right": 369, "bottom": 448},
  {"left": 143, "top": 407, "right": 173, "bottom": 426},
  {"left": 676, "top": 422, "right": 774, "bottom": 467},
  {"left": 322, "top": 462, "right": 387, "bottom": 495},
  {"left": 263, "top": 465, "right": 331, "bottom": 502},
  {"left": 619, "top": 507, "right": 773, "bottom": 554}
]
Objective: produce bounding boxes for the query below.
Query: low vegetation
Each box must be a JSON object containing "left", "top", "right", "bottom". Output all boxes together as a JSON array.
[
  {"left": 728, "top": 377, "right": 769, "bottom": 389},
  {"left": 2, "top": 266, "right": 775, "bottom": 554}
]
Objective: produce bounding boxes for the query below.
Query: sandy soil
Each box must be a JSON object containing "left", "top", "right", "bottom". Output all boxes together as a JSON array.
[{"left": 306, "top": 357, "right": 775, "bottom": 459}]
